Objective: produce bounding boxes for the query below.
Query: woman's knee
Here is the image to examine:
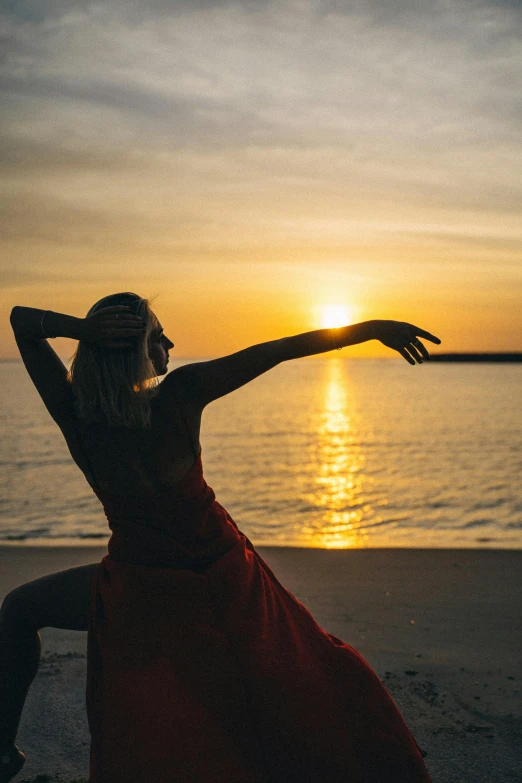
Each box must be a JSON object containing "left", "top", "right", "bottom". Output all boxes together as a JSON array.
[
  {"left": 0, "top": 563, "right": 98, "bottom": 633},
  {"left": 0, "top": 585, "right": 40, "bottom": 633}
]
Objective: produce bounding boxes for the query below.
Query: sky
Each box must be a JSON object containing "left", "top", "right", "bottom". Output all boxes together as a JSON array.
[{"left": 1, "top": 0, "right": 521, "bottom": 359}]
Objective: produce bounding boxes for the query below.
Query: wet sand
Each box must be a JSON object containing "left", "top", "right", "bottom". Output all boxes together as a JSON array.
[{"left": 1, "top": 545, "right": 520, "bottom": 783}]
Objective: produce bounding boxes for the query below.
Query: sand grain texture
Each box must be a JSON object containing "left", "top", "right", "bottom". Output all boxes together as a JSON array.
[{"left": 0, "top": 546, "right": 520, "bottom": 783}]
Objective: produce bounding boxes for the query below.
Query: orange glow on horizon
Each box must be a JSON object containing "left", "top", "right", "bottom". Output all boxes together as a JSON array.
[{"left": 317, "top": 304, "right": 357, "bottom": 329}]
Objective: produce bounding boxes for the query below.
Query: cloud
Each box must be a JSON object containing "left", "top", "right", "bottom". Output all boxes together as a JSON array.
[{"left": 0, "top": 0, "right": 521, "bottom": 254}]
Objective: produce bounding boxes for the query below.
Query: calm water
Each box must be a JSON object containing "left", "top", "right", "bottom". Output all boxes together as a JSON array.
[{"left": 1, "top": 358, "right": 521, "bottom": 549}]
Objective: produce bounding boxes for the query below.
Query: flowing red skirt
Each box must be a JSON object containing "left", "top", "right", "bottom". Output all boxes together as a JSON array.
[{"left": 86, "top": 458, "right": 431, "bottom": 782}]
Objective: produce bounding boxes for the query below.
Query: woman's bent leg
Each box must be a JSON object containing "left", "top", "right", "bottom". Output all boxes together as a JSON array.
[{"left": 0, "top": 563, "right": 98, "bottom": 755}]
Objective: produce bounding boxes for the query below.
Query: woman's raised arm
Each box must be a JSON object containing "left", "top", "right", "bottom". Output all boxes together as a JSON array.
[
  {"left": 10, "top": 306, "right": 82, "bottom": 427},
  {"left": 172, "top": 319, "right": 441, "bottom": 408},
  {"left": 10, "top": 305, "right": 143, "bottom": 427}
]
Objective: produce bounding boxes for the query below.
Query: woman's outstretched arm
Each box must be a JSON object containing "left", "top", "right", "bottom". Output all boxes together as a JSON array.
[
  {"left": 279, "top": 320, "right": 441, "bottom": 363},
  {"left": 173, "top": 319, "right": 441, "bottom": 408}
]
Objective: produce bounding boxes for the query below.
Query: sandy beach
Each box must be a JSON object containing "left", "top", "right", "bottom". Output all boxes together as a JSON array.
[{"left": 1, "top": 545, "right": 520, "bottom": 783}]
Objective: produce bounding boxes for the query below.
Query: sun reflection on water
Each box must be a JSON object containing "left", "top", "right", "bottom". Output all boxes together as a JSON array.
[{"left": 302, "top": 359, "right": 371, "bottom": 548}]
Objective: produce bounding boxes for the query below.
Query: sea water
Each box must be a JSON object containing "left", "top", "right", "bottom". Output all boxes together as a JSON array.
[{"left": 1, "top": 358, "right": 521, "bottom": 549}]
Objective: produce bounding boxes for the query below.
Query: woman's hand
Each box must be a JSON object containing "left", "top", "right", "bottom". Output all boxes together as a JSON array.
[
  {"left": 78, "top": 306, "right": 145, "bottom": 348},
  {"left": 369, "top": 320, "right": 441, "bottom": 364}
]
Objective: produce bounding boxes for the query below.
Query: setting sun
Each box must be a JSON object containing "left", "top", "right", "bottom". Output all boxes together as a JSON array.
[{"left": 318, "top": 305, "right": 356, "bottom": 329}]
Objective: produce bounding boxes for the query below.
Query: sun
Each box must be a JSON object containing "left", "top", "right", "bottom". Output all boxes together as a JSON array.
[{"left": 318, "top": 304, "right": 355, "bottom": 329}]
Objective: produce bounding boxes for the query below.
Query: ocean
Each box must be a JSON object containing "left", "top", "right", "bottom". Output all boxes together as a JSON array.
[{"left": 1, "top": 357, "right": 521, "bottom": 549}]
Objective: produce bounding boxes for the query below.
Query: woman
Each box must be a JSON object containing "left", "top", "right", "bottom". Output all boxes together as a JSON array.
[{"left": 2, "top": 292, "right": 439, "bottom": 782}]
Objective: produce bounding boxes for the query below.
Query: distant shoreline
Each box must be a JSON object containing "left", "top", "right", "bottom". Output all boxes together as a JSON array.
[{"left": 429, "top": 353, "right": 522, "bottom": 362}]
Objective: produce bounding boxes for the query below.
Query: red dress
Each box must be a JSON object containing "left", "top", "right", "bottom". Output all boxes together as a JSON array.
[{"left": 86, "top": 452, "right": 431, "bottom": 782}]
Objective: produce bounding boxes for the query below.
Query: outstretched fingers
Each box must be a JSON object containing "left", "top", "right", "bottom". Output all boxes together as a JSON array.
[
  {"left": 399, "top": 323, "right": 442, "bottom": 364},
  {"left": 393, "top": 342, "right": 416, "bottom": 365},
  {"left": 377, "top": 320, "right": 441, "bottom": 364},
  {"left": 411, "top": 325, "right": 441, "bottom": 344},
  {"left": 406, "top": 342, "right": 425, "bottom": 363}
]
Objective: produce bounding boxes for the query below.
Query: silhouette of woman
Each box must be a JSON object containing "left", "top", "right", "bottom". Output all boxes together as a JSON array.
[{"left": 2, "top": 292, "right": 439, "bottom": 782}]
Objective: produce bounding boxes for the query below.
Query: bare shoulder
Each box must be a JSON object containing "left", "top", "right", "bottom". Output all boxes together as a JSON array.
[
  {"left": 159, "top": 347, "right": 281, "bottom": 408},
  {"left": 159, "top": 364, "right": 204, "bottom": 410}
]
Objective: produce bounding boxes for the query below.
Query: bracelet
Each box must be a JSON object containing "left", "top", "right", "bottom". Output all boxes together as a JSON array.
[
  {"left": 41, "top": 310, "right": 55, "bottom": 339},
  {"left": 331, "top": 330, "right": 342, "bottom": 351}
]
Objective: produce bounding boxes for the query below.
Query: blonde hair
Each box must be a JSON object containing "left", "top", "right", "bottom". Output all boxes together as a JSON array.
[{"left": 68, "top": 292, "right": 161, "bottom": 429}]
